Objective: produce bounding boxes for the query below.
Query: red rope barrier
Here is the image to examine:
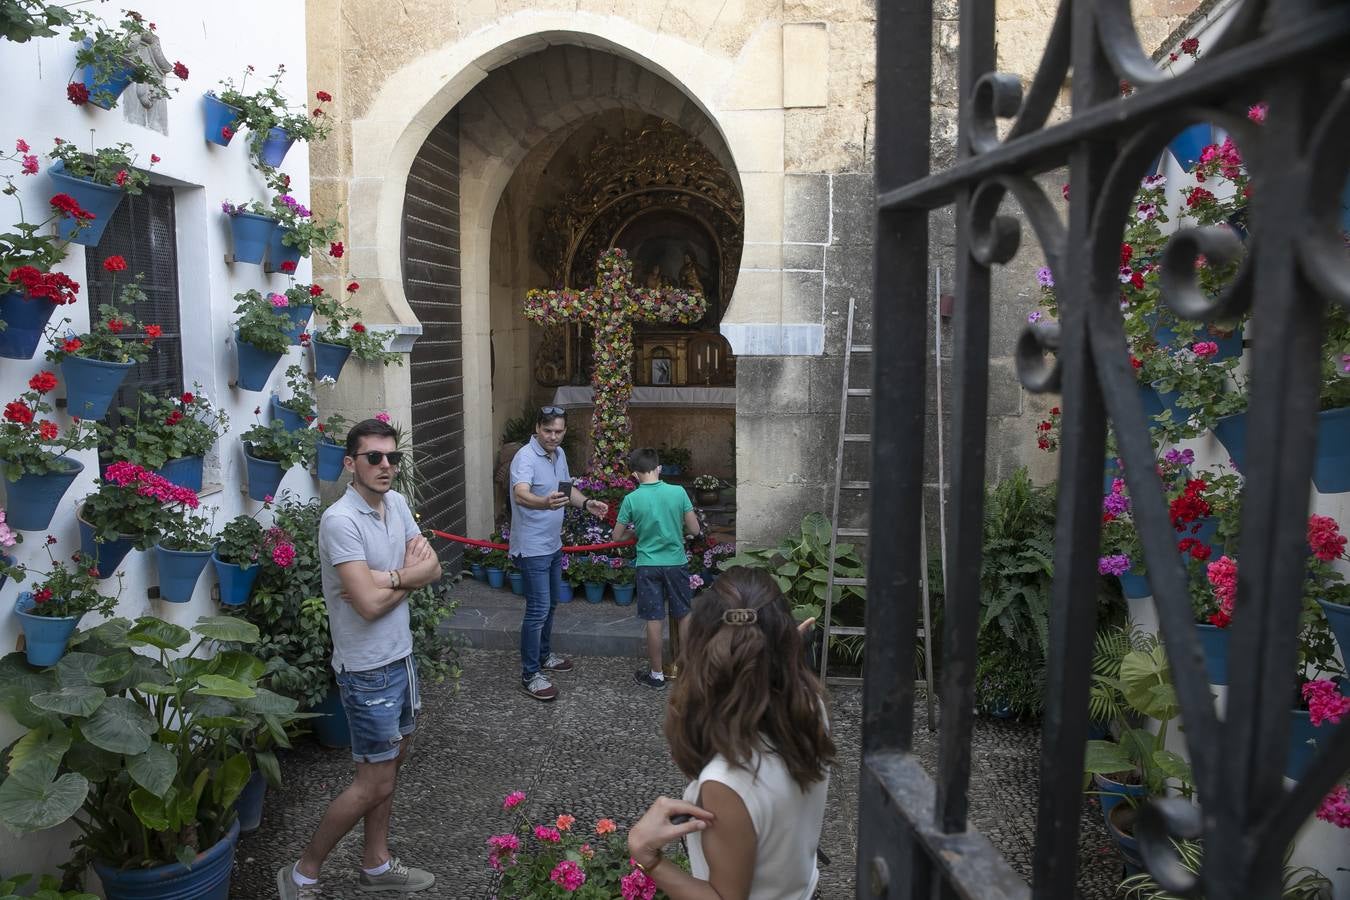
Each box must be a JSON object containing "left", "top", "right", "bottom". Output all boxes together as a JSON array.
[{"left": 430, "top": 530, "right": 635, "bottom": 553}]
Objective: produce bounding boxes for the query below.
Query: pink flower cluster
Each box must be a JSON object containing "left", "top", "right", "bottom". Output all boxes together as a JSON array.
[
  {"left": 549, "top": 859, "right": 586, "bottom": 891},
  {"left": 1205, "top": 555, "right": 1238, "bottom": 628},
  {"left": 486, "top": 833, "right": 519, "bottom": 870},
  {"left": 534, "top": 825, "right": 562, "bottom": 843},
  {"left": 271, "top": 542, "right": 296, "bottom": 567},
  {"left": 621, "top": 865, "right": 658, "bottom": 900},
  {"left": 0, "top": 510, "right": 16, "bottom": 549},
  {"left": 1198, "top": 137, "right": 1244, "bottom": 181},
  {"left": 1302, "top": 679, "right": 1350, "bottom": 728},
  {"left": 503, "top": 790, "right": 526, "bottom": 810},
  {"left": 1192, "top": 341, "right": 1218, "bottom": 358},
  {"left": 268, "top": 292, "right": 289, "bottom": 308},
  {"left": 1316, "top": 784, "right": 1349, "bottom": 829},
  {"left": 1307, "top": 515, "right": 1346, "bottom": 563},
  {"left": 104, "top": 461, "right": 200, "bottom": 509}
]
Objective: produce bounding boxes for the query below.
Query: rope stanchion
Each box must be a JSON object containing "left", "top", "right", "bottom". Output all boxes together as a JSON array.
[{"left": 430, "top": 530, "right": 635, "bottom": 554}]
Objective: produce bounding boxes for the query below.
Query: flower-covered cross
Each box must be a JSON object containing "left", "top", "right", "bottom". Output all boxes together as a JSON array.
[{"left": 524, "top": 248, "right": 705, "bottom": 477}]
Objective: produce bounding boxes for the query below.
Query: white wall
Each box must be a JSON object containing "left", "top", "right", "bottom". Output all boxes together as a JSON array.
[{"left": 0, "top": 0, "right": 314, "bottom": 881}]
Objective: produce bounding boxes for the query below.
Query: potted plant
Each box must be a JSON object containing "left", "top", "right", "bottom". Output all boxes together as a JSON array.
[
  {"left": 313, "top": 412, "right": 349, "bottom": 482},
  {"left": 211, "top": 65, "right": 333, "bottom": 169},
  {"left": 271, "top": 364, "right": 316, "bottom": 433},
  {"left": 154, "top": 507, "right": 216, "bottom": 603},
  {"left": 1311, "top": 513, "right": 1350, "bottom": 660},
  {"left": 0, "top": 614, "right": 300, "bottom": 900},
  {"left": 310, "top": 281, "right": 402, "bottom": 380},
  {"left": 657, "top": 443, "right": 691, "bottom": 477},
  {"left": 483, "top": 545, "right": 509, "bottom": 589},
  {"left": 106, "top": 386, "right": 229, "bottom": 492},
  {"left": 2, "top": 0, "right": 92, "bottom": 42},
  {"left": 266, "top": 193, "right": 339, "bottom": 272},
  {"left": 44, "top": 257, "right": 161, "bottom": 420},
  {"left": 231, "top": 289, "right": 293, "bottom": 390},
  {"left": 67, "top": 9, "right": 187, "bottom": 110},
  {"left": 221, "top": 199, "right": 277, "bottom": 265},
  {"left": 212, "top": 502, "right": 271, "bottom": 606},
  {"left": 691, "top": 473, "right": 721, "bottom": 506},
  {"left": 9, "top": 538, "right": 116, "bottom": 665},
  {"left": 556, "top": 552, "right": 573, "bottom": 600},
  {"left": 46, "top": 139, "right": 156, "bottom": 245},
  {"left": 239, "top": 412, "right": 317, "bottom": 502},
  {"left": 0, "top": 370, "right": 99, "bottom": 530},
  {"left": 77, "top": 460, "right": 200, "bottom": 577},
  {"left": 570, "top": 555, "right": 608, "bottom": 603},
  {"left": 607, "top": 556, "right": 636, "bottom": 605},
  {"left": 206, "top": 67, "right": 281, "bottom": 148}
]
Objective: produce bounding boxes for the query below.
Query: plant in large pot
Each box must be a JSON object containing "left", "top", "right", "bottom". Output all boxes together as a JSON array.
[
  {"left": 67, "top": 9, "right": 187, "bottom": 110},
  {"left": 105, "top": 385, "right": 229, "bottom": 492},
  {"left": 314, "top": 412, "right": 349, "bottom": 482},
  {"left": 212, "top": 502, "right": 271, "bottom": 608},
  {"left": 240, "top": 414, "right": 317, "bottom": 502},
  {"left": 266, "top": 192, "right": 339, "bottom": 272},
  {"left": 77, "top": 460, "right": 200, "bottom": 578},
  {"left": 0, "top": 614, "right": 300, "bottom": 900},
  {"left": 154, "top": 508, "right": 216, "bottom": 604},
  {"left": 271, "top": 363, "right": 316, "bottom": 432},
  {"left": 0, "top": 370, "right": 99, "bottom": 530},
  {"left": 231, "top": 288, "right": 292, "bottom": 390},
  {"left": 45, "top": 139, "right": 156, "bottom": 246},
  {"left": 1309, "top": 513, "right": 1350, "bottom": 660},
  {"left": 220, "top": 198, "right": 276, "bottom": 265},
  {"left": 309, "top": 281, "right": 402, "bottom": 381},
  {"left": 9, "top": 538, "right": 116, "bottom": 665},
  {"left": 44, "top": 256, "right": 161, "bottom": 420}
]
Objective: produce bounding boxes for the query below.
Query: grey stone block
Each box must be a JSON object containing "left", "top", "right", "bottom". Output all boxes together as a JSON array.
[
  {"left": 783, "top": 269, "right": 824, "bottom": 322},
  {"left": 830, "top": 173, "right": 876, "bottom": 247},
  {"left": 735, "top": 355, "right": 814, "bottom": 415},
  {"left": 736, "top": 412, "right": 835, "bottom": 485},
  {"left": 783, "top": 242, "right": 825, "bottom": 271},
  {"left": 784, "top": 173, "right": 830, "bottom": 244}
]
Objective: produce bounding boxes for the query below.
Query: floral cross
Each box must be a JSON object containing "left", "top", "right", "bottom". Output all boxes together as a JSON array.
[{"left": 524, "top": 248, "right": 705, "bottom": 477}]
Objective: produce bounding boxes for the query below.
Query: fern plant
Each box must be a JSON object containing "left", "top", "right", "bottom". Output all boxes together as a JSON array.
[{"left": 1088, "top": 623, "right": 1158, "bottom": 725}]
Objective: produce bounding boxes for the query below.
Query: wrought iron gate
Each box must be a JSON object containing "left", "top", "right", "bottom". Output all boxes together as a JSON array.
[{"left": 862, "top": 1, "right": 1350, "bottom": 897}]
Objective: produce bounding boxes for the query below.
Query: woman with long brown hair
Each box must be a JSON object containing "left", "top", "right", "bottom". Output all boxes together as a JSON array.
[{"left": 627, "top": 566, "right": 836, "bottom": 899}]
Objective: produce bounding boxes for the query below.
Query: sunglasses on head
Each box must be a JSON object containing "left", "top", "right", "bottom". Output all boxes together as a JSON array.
[
  {"left": 357, "top": 450, "right": 404, "bottom": 466},
  {"left": 540, "top": 406, "right": 565, "bottom": 416}
]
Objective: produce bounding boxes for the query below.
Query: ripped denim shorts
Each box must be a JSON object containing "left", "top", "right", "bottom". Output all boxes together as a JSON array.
[{"left": 336, "top": 654, "right": 419, "bottom": 763}]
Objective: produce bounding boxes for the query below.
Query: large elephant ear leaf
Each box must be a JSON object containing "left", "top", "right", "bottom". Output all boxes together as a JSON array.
[
  {"left": 127, "top": 618, "right": 191, "bottom": 651},
  {"left": 6, "top": 725, "right": 72, "bottom": 776},
  {"left": 129, "top": 787, "right": 171, "bottom": 832},
  {"left": 82, "top": 697, "right": 158, "bottom": 755},
  {"left": 0, "top": 758, "right": 89, "bottom": 833},
  {"left": 54, "top": 652, "right": 102, "bottom": 688},
  {"left": 192, "top": 616, "right": 260, "bottom": 645},
  {"left": 69, "top": 618, "right": 132, "bottom": 650},
  {"left": 30, "top": 685, "right": 106, "bottom": 719},
  {"left": 194, "top": 675, "right": 256, "bottom": 699},
  {"left": 212, "top": 752, "right": 251, "bottom": 810},
  {"left": 208, "top": 651, "right": 265, "bottom": 686},
  {"left": 126, "top": 743, "right": 176, "bottom": 798}
]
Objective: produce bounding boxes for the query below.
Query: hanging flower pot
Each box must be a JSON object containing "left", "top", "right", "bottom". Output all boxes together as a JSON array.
[
  {"left": 14, "top": 591, "right": 82, "bottom": 666},
  {"left": 211, "top": 550, "right": 259, "bottom": 607},
  {"left": 583, "top": 581, "right": 605, "bottom": 603},
  {"left": 1117, "top": 570, "right": 1150, "bottom": 600},
  {"left": 1318, "top": 598, "right": 1350, "bottom": 659},
  {"left": 316, "top": 440, "right": 345, "bottom": 482},
  {"left": 77, "top": 38, "right": 135, "bottom": 110},
  {"left": 313, "top": 339, "right": 352, "bottom": 382},
  {"left": 257, "top": 127, "right": 295, "bottom": 168},
  {"left": 227, "top": 212, "right": 278, "bottom": 266},
  {"left": 202, "top": 92, "right": 242, "bottom": 146},
  {"left": 76, "top": 506, "right": 138, "bottom": 579},
  {"left": 234, "top": 332, "right": 283, "bottom": 392},
  {"left": 282, "top": 302, "right": 313, "bottom": 345},
  {"left": 508, "top": 570, "right": 524, "bottom": 595},
  {"left": 268, "top": 226, "right": 304, "bottom": 275},
  {"left": 1213, "top": 411, "right": 1248, "bottom": 471},
  {"left": 270, "top": 395, "right": 309, "bottom": 433},
  {"left": 48, "top": 161, "right": 125, "bottom": 246},
  {"left": 1312, "top": 406, "right": 1350, "bottom": 493},
  {"left": 60, "top": 355, "right": 135, "bottom": 421},
  {"left": 0, "top": 290, "right": 62, "bottom": 360},
  {"left": 485, "top": 566, "right": 505, "bottom": 589},
  {"left": 154, "top": 543, "right": 213, "bottom": 603},
  {"left": 309, "top": 681, "right": 352, "bottom": 748},
  {"left": 242, "top": 444, "right": 286, "bottom": 502},
  {"left": 1194, "top": 622, "right": 1230, "bottom": 685},
  {"left": 94, "top": 821, "right": 240, "bottom": 900},
  {"left": 2, "top": 456, "right": 85, "bottom": 531},
  {"left": 153, "top": 455, "right": 204, "bottom": 493},
  {"left": 235, "top": 770, "right": 267, "bottom": 833}
]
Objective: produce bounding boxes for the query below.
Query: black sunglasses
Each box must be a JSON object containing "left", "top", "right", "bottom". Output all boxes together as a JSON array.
[{"left": 357, "top": 451, "right": 404, "bottom": 466}]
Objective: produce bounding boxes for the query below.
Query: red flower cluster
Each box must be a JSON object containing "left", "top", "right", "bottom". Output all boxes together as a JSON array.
[
  {"left": 221, "top": 126, "right": 234, "bottom": 141},
  {"left": 173, "top": 61, "right": 189, "bottom": 79},
  {"left": 1177, "top": 536, "right": 1212, "bottom": 562},
  {"left": 351, "top": 322, "right": 366, "bottom": 333},
  {"left": 279, "top": 260, "right": 298, "bottom": 274},
  {"left": 308, "top": 283, "right": 324, "bottom": 297},
  {"left": 316, "top": 90, "right": 333, "bottom": 102},
  {"left": 103, "top": 255, "right": 128, "bottom": 273},
  {"left": 4, "top": 402, "right": 32, "bottom": 424},
  {"left": 38, "top": 420, "right": 58, "bottom": 440},
  {"left": 29, "top": 371, "right": 57, "bottom": 394},
  {"left": 145, "top": 324, "right": 162, "bottom": 338},
  {"left": 113, "top": 170, "right": 128, "bottom": 187},
  {"left": 181, "top": 392, "right": 194, "bottom": 403},
  {"left": 329, "top": 241, "right": 344, "bottom": 258},
  {"left": 1120, "top": 243, "right": 1133, "bottom": 267},
  {"left": 103, "top": 460, "right": 200, "bottom": 509},
  {"left": 107, "top": 319, "right": 125, "bottom": 334},
  {"left": 66, "top": 82, "right": 90, "bottom": 105},
  {"left": 1168, "top": 479, "right": 1211, "bottom": 532},
  {"left": 7, "top": 265, "right": 80, "bottom": 305},
  {"left": 164, "top": 410, "right": 183, "bottom": 426},
  {"left": 1205, "top": 554, "right": 1237, "bottom": 627},
  {"left": 20, "top": 155, "right": 38, "bottom": 175},
  {"left": 1308, "top": 514, "right": 1346, "bottom": 562},
  {"left": 61, "top": 337, "right": 82, "bottom": 354},
  {"left": 49, "top": 193, "right": 95, "bottom": 222},
  {"left": 1186, "top": 186, "right": 1216, "bottom": 208},
  {"left": 1180, "top": 36, "right": 1200, "bottom": 57},
  {"left": 346, "top": 281, "right": 360, "bottom": 293}
]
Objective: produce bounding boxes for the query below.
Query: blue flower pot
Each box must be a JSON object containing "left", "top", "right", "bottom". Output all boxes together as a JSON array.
[
  {"left": 268, "top": 226, "right": 304, "bottom": 274},
  {"left": 211, "top": 551, "right": 259, "bottom": 607},
  {"left": 14, "top": 592, "right": 81, "bottom": 667},
  {"left": 310, "top": 683, "right": 351, "bottom": 748},
  {"left": 95, "top": 821, "right": 239, "bottom": 900},
  {"left": 1214, "top": 411, "right": 1247, "bottom": 472},
  {"left": 2, "top": 456, "right": 85, "bottom": 531},
  {"left": 313, "top": 339, "right": 352, "bottom": 382},
  {"left": 1168, "top": 122, "right": 1212, "bottom": 171},
  {"left": 49, "top": 160, "right": 125, "bottom": 246},
  {"left": 270, "top": 395, "right": 310, "bottom": 433},
  {"left": 78, "top": 38, "right": 134, "bottom": 110},
  {"left": 584, "top": 581, "right": 605, "bottom": 603},
  {"left": 227, "top": 212, "right": 278, "bottom": 265},
  {"left": 257, "top": 127, "right": 295, "bottom": 168},
  {"left": 235, "top": 769, "right": 266, "bottom": 833},
  {"left": 485, "top": 566, "right": 505, "bottom": 589},
  {"left": 77, "top": 510, "right": 137, "bottom": 579},
  {"left": 1318, "top": 598, "right": 1350, "bottom": 660},
  {"left": 235, "top": 332, "right": 282, "bottom": 392},
  {"left": 316, "top": 440, "right": 345, "bottom": 482},
  {"left": 1118, "top": 571, "right": 1150, "bottom": 600},
  {"left": 281, "top": 302, "right": 312, "bottom": 345},
  {"left": 470, "top": 562, "right": 486, "bottom": 582},
  {"left": 0, "top": 291, "right": 60, "bottom": 360},
  {"left": 61, "top": 355, "right": 134, "bottom": 421},
  {"left": 242, "top": 448, "right": 286, "bottom": 502},
  {"left": 612, "top": 583, "right": 635, "bottom": 606},
  {"left": 153, "top": 455, "right": 204, "bottom": 493},
  {"left": 508, "top": 571, "right": 524, "bottom": 595},
  {"left": 1093, "top": 772, "right": 1148, "bottom": 827},
  {"left": 1139, "top": 382, "right": 1182, "bottom": 425},
  {"left": 558, "top": 580, "right": 573, "bottom": 602},
  {"left": 1195, "top": 622, "right": 1229, "bottom": 685},
  {"left": 1105, "top": 802, "right": 1144, "bottom": 876},
  {"left": 1287, "top": 708, "right": 1318, "bottom": 780},
  {"left": 1312, "top": 406, "right": 1350, "bottom": 494},
  {"left": 202, "top": 93, "right": 242, "bottom": 146},
  {"left": 155, "top": 543, "right": 213, "bottom": 603}
]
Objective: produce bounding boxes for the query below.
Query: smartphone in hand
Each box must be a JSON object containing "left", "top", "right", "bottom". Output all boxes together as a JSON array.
[{"left": 556, "top": 480, "right": 573, "bottom": 499}]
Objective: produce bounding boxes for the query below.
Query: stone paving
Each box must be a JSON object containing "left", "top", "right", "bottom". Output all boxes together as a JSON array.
[{"left": 232, "top": 646, "right": 1123, "bottom": 899}]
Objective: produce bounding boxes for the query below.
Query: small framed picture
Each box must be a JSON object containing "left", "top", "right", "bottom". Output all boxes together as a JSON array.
[{"left": 651, "top": 357, "right": 673, "bottom": 385}]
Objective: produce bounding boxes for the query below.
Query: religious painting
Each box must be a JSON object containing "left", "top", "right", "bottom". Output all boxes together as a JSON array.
[
  {"left": 651, "top": 354, "right": 673, "bottom": 385},
  {"left": 615, "top": 210, "right": 721, "bottom": 329}
]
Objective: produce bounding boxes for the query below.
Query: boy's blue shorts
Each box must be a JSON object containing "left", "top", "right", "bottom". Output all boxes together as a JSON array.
[
  {"left": 336, "top": 654, "right": 419, "bottom": 763},
  {"left": 635, "top": 566, "right": 693, "bottom": 622}
]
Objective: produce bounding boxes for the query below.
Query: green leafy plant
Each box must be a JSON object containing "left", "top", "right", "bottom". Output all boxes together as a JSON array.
[
  {"left": 241, "top": 418, "right": 317, "bottom": 471},
  {"left": 0, "top": 871, "right": 95, "bottom": 900},
  {"left": 316, "top": 412, "right": 348, "bottom": 446},
  {"left": 0, "top": 615, "right": 303, "bottom": 877},
  {"left": 106, "top": 386, "right": 229, "bottom": 469},
  {"left": 606, "top": 559, "right": 635, "bottom": 586},
  {"left": 219, "top": 198, "right": 271, "bottom": 218},
  {"left": 45, "top": 262, "right": 161, "bottom": 364},
  {"left": 275, "top": 363, "right": 316, "bottom": 420},
  {"left": 1087, "top": 622, "right": 1155, "bottom": 727},
  {"left": 47, "top": 140, "right": 155, "bottom": 193},
  {"left": 1, "top": 140, "right": 87, "bottom": 273},
  {"left": 1118, "top": 839, "right": 1331, "bottom": 899},
  {"left": 1, "top": 0, "right": 93, "bottom": 43},
  {"left": 656, "top": 443, "right": 691, "bottom": 471},
  {"left": 691, "top": 474, "right": 720, "bottom": 491},
  {"left": 9, "top": 539, "right": 115, "bottom": 619},
  {"left": 78, "top": 461, "right": 200, "bottom": 549},
  {"left": 311, "top": 283, "right": 401, "bottom": 365},
  {"left": 722, "top": 511, "right": 865, "bottom": 625},
  {"left": 483, "top": 547, "right": 509, "bottom": 571},
  {"left": 156, "top": 507, "right": 215, "bottom": 553},
  {"left": 232, "top": 289, "right": 293, "bottom": 355},
  {"left": 68, "top": 10, "right": 187, "bottom": 108},
  {"left": 269, "top": 194, "right": 339, "bottom": 258},
  {"left": 212, "top": 66, "right": 333, "bottom": 168},
  {"left": 214, "top": 502, "right": 271, "bottom": 567},
  {"left": 0, "top": 370, "right": 99, "bottom": 478}
]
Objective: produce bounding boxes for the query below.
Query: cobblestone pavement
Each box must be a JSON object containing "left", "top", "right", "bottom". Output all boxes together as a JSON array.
[{"left": 232, "top": 649, "right": 1122, "bottom": 898}]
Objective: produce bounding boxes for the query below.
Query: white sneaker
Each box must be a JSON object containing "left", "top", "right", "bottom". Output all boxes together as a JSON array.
[{"left": 521, "top": 672, "right": 558, "bottom": 701}]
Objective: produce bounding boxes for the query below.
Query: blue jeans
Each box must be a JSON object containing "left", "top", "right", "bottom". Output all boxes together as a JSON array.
[
  {"left": 516, "top": 549, "right": 563, "bottom": 679},
  {"left": 336, "top": 655, "right": 418, "bottom": 763}
]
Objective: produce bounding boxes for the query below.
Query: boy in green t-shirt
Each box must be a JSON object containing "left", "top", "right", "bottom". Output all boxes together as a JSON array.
[{"left": 611, "top": 447, "right": 702, "bottom": 689}]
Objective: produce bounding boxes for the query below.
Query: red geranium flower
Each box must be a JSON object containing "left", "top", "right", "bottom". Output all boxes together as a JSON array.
[
  {"left": 352, "top": 322, "right": 366, "bottom": 333},
  {"left": 38, "top": 420, "right": 58, "bottom": 440},
  {"left": 50, "top": 193, "right": 94, "bottom": 221},
  {"left": 150, "top": 154, "right": 161, "bottom": 164},
  {"left": 279, "top": 260, "right": 297, "bottom": 273},
  {"left": 67, "top": 82, "right": 89, "bottom": 105},
  {"left": 103, "top": 255, "right": 128, "bottom": 272},
  {"left": 61, "top": 337, "right": 82, "bottom": 354},
  {"left": 346, "top": 281, "right": 359, "bottom": 293},
  {"left": 316, "top": 90, "right": 332, "bottom": 102},
  {"left": 309, "top": 283, "right": 324, "bottom": 297},
  {"left": 181, "top": 392, "right": 194, "bottom": 404},
  {"left": 4, "top": 402, "right": 33, "bottom": 424},
  {"left": 329, "top": 241, "right": 344, "bottom": 258},
  {"left": 173, "top": 61, "right": 189, "bottom": 79},
  {"left": 15, "top": 139, "right": 29, "bottom": 153},
  {"left": 28, "top": 371, "right": 57, "bottom": 394},
  {"left": 34, "top": 588, "right": 52, "bottom": 604},
  {"left": 221, "top": 126, "right": 234, "bottom": 141},
  {"left": 20, "top": 155, "right": 38, "bottom": 175},
  {"left": 107, "top": 319, "right": 125, "bottom": 334},
  {"left": 114, "top": 170, "right": 128, "bottom": 187},
  {"left": 1181, "top": 37, "right": 1200, "bottom": 56},
  {"left": 145, "top": 324, "right": 162, "bottom": 338}
]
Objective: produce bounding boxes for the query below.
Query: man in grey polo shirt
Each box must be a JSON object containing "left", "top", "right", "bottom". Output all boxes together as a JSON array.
[
  {"left": 278, "top": 418, "right": 442, "bottom": 900},
  {"left": 511, "top": 406, "right": 609, "bottom": 700}
]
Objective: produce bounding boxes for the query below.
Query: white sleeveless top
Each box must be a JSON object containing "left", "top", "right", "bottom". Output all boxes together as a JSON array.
[{"left": 682, "top": 749, "right": 828, "bottom": 899}]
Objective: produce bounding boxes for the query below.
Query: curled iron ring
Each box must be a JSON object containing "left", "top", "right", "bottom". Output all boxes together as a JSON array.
[{"left": 1016, "top": 321, "right": 1062, "bottom": 394}]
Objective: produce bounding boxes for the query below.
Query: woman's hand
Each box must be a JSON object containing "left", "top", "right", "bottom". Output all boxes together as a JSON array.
[{"left": 627, "top": 796, "right": 713, "bottom": 868}]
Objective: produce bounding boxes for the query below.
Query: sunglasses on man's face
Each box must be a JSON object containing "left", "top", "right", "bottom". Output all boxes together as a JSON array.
[{"left": 357, "top": 451, "right": 404, "bottom": 466}]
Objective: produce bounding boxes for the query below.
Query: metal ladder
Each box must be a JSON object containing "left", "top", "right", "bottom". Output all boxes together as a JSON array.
[{"left": 819, "top": 297, "right": 936, "bottom": 731}]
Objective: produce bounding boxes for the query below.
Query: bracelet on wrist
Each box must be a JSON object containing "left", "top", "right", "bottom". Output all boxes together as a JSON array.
[{"left": 633, "top": 848, "right": 663, "bottom": 876}]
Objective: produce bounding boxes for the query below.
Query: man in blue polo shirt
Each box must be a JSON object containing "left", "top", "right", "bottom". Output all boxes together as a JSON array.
[{"left": 510, "top": 406, "right": 609, "bottom": 700}]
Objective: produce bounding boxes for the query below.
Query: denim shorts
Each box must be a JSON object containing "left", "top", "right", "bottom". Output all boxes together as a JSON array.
[
  {"left": 635, "top": 566, "right": 693, "bottom": 622},
  {"left": 336, "top": 655, "right": 419, "bottom": 763}
]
